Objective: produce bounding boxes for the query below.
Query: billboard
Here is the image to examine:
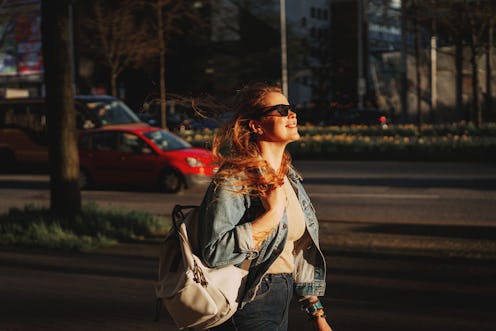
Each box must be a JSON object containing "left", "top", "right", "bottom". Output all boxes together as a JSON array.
[{"left": 0, "top": 0, "right": 43, "bottom": 77}]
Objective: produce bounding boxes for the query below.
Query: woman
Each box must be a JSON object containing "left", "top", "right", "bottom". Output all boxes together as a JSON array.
[{"left": 198, "top": 83, "right": 333, "bottom": 331}]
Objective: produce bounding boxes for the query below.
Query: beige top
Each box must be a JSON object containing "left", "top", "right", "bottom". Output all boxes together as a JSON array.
[{"left": 266, "top": 176, "right": 306, "bottom": 274}]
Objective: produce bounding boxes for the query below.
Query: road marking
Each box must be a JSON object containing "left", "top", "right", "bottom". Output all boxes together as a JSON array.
[{"left": 310, "top": 193, "right": 440, "bottom": 199}]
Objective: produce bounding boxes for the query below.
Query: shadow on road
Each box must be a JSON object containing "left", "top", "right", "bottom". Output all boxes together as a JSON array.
[
  {"left": 304, "top": 177, "right": 496, "bottom": 190},
  {"left": 358, "top": 223, "right": 496, "bottom": 240},
  {"left": 0, "top": 179, "right": 49, "bottom": 190}
]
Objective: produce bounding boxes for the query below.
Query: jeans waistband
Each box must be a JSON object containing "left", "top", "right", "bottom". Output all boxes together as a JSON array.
[{"left": 263, "top": 273, "right": 293, "bottom": 282}]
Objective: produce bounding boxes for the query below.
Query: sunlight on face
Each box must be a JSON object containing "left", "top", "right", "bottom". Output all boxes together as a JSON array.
[{"left": 258, "top": 92, "right": 300, "bottom": 145}]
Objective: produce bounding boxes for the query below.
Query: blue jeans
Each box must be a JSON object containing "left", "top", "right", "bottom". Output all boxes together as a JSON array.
[{"left": 212, "top": 273, "right": 294, "bottom": 331}]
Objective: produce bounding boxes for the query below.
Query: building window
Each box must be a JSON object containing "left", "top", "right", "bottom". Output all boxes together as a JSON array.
[{"left": 310, "top": 7, "right": 316, "bottom": 18}]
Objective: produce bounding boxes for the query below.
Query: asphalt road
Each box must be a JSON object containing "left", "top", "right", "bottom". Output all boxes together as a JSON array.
[
  {"left": 1, "top": 160, "right": 495, "bottom": 226},
  {"left": 1, "top": 161, "right": 496, "bottom": 330}
]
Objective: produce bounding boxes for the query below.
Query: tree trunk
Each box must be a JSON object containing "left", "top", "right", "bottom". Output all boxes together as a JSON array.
[
  {"left": 400, "top": 4, "right": 408, "bottom": 123},
  {"left": 470, "top": 33, "right": 480, "bottom": 125},
  {"left": 455, "top": 37, "right": 464, "bottom": 121},
  {"left": 486, "top": 22, "right": 494, "bottom": 118},
  {"left": 111, "top": 71, "right": 118, "bottom": 97},
  {"left": 157, "top": 0, "right": 167, "bottom": 129},
  {"left": 41, "top": 0, "right": 81, "bottom": 220}
]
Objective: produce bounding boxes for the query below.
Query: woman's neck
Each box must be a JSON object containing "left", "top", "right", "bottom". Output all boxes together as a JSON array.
[{"left": 258, "top": 141, "right": 286, "bottom": 171}]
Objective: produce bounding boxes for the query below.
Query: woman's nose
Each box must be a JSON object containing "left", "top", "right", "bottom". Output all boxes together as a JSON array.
[{"left": 288, "top": 110, "right": 296, "bottom": 118}]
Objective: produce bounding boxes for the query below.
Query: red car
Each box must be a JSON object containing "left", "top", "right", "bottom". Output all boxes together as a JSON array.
[{"left": 78, "top": 123, "right": 218, "bottom": 193}]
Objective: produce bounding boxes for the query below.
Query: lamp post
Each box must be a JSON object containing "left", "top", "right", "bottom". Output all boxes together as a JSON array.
[{"left": 280, "top": 0, "right": 288, "bottom": 97}]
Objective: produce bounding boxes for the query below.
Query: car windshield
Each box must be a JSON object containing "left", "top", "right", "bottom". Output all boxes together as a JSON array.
[
  {"left": 83, "top": 99, "right": 141, "bottom": 125},
  {"left": 143, "top": 129, "right": 192, "bottom": 151}
]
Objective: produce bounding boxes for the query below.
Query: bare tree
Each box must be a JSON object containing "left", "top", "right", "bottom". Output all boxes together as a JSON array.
[
  {"left": 150, "top": 0, "right": 205, "bottom": 129},
  {"left": 437, "top": 0, "right": 496, "bottom": 124},
  {"left": 300, "top": 26, "right": 333, "bottom": 121},
  {"left": 466, "top": 0, "right": 486, "bottom": 125},
  {"left": 80, "top": 0, "right": 158, "bottom": 97},
  {"left": 41, "top": 0, "right": 81, "bottom": 219},
  {"left": 462, "top": 0, "right": 496, "bottom": 125},
  {"left": 483, "top": 4, "right": 496, "bottom": 119},
  {"left": 402, "top": 0, "right": 432, "bottom": 125},
  {"left": 449, "top": 3, "right": 465, "bottom": 122},
  {"left": 435, "top": 1, "right": 468, "bottom": 121}
]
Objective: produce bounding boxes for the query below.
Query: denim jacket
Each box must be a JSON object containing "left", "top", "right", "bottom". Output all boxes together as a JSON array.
[{"left": 198, "top": 166, "right": 327, "bottom": 307}]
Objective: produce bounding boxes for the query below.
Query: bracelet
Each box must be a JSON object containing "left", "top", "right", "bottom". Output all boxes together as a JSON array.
[
  {"left": 308, "top": 308, "right": 326, "bottom": 321},
  {"left": 304, "top": 299, "right": 324, "bottom": 316}
]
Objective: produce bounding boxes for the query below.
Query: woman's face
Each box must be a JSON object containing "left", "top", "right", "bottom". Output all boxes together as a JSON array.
[{"left": 254, "top": 92, "right": 300, "bottom": 145}]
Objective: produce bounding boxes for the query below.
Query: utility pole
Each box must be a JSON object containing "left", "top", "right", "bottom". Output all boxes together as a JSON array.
[
  {"left": 280, "top": 0, "right": 288, "bottom": 97},
  {"left": 430, "top": 20, "right": 437, "bottom": 122},
  {"left": 431, "top": 32, "right": 437, "bottom": 120}
]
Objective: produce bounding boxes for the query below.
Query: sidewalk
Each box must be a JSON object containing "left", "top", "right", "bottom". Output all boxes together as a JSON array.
[{"left": 0, "top": 245, "right": 177, "bottom": 331}]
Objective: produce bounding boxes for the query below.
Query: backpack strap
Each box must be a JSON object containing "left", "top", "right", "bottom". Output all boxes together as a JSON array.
[{"left": 171, "top": 205, "right": 197, "bottom": 232}]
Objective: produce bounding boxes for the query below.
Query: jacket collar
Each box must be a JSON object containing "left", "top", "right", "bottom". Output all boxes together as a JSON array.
[{"left": 287, "top": 165, "right": 303, "bottom": 182}]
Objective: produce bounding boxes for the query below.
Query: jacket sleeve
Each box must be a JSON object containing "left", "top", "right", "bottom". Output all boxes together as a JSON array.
[{"left": 199, "top": 182, "right": 256, "bottom": 268}]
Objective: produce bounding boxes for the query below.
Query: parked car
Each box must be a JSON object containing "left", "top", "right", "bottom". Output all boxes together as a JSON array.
[
  {"left": 76, "top": 95, "right": 142, "bottom": 128},
  {"left": 328, "top": 108, "right": 390, "bottom": 127},
  {"left": 78, "top": 124, "right": 218, "bottom": 193},
  {"left": 0, "top": 95, "right": 142, "bottom": 170}
]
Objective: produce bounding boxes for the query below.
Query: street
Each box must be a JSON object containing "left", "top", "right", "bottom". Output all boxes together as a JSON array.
[
  {"left": 1, "top": 160, "right": 496, "bottom": 330},
  {"left": 1, "top": 160, "right": 495, "bottom": 225}
]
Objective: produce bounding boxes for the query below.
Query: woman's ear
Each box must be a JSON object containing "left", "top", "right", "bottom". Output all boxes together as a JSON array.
[{"left": 249, "top": 120, "right": 264, "bottom": 135}]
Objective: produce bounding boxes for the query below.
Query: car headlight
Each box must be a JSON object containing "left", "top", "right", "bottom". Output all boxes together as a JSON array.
[{"left": 186, "top": 157, "right": 205, "bottom": 167}]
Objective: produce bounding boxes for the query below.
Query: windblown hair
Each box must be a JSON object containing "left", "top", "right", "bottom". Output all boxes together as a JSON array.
[{"left": 212, "top": 82, "right": 292, "bottom": 198}]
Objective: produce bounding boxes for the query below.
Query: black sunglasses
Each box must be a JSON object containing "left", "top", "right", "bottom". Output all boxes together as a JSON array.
[{"left": 259, "top": 104, "right": 295, "bottom": 117}]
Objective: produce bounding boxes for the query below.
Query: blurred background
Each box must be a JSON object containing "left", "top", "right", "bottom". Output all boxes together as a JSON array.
[
  {"left": 2, "top": 0, "right": 496, "bottom": 127},
  {"left": 1, "top": 2, "right": 496, "bottom": 331}
]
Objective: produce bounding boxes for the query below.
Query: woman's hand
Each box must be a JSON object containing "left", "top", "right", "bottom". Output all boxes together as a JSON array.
[
  {"left": 251, "top": 186, "right": 287, "bottom": 247},
  {"left": 262, "top": 186, "right": 287, "bottom": 219},
  {"left": 312, "top": 317, "right": 333, "bottom": 331}
]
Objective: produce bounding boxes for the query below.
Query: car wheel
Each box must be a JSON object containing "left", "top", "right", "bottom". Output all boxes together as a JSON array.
[
  {"left": 79, "top": 169, "right": 91, "bottom": 189},
  {"left": 159, "top": 168, "right": 183, "bottom": 193}
]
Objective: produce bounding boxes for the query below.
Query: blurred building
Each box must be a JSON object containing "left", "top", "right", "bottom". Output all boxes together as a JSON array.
[
  {"left": 332, "top": 0, "right": 496, "bottom": 123},
  {"left": 330, "top": 0, "right": 402, "bottom": 111},
  {"left": 285, "top": 0, "right": 332, "bottom": 109},
  {"left": 209, "top": 0, "right": 404, "bottom": 121},
  {"left": 210, "top": 0, "right": 332, "bottom": 110},
  {"left": 3, "top": 0, "right": 495, "bottom": 124}
]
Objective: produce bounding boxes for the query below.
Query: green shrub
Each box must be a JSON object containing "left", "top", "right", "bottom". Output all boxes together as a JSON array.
[
  {"left": 178, "top": 122, "right": 496, "bottom": 161},
  {"left": 0, "top": 203, "right": 170, "bottom": 251}
]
